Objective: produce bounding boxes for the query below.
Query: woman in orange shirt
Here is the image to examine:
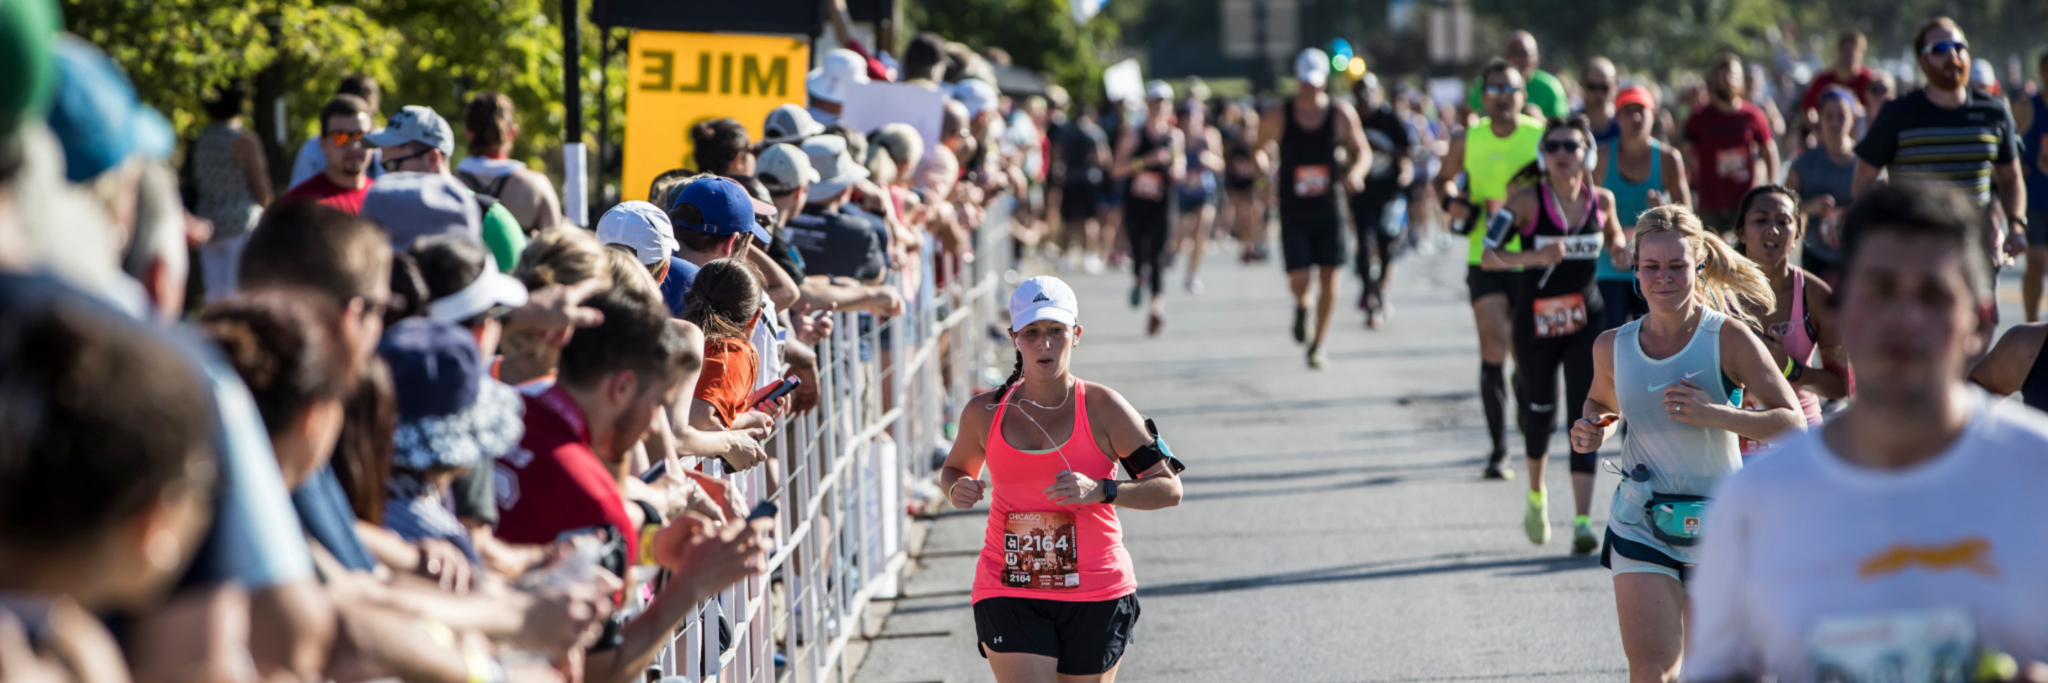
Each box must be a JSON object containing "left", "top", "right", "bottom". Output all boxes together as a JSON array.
[{"left": 683, "top": 258, "right": 776, "bottom": 463}]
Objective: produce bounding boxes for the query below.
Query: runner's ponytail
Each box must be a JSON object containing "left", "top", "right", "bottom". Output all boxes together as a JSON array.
[
  {"left": 1631, "top": 205, "right": 1774, "bottom": 331},
  {"left": 994, "top": 349, "right": 1023, "bottom": 402}
]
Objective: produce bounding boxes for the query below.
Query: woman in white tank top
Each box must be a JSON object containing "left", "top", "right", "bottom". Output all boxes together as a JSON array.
[{"left": 1567, "top": 205, "right": 1805, "bottom": 683}]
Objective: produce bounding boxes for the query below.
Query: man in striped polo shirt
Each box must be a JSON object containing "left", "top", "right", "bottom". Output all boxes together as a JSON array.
[{"left": 1853, "top": 17, "right": 2028, "bottom": 271}]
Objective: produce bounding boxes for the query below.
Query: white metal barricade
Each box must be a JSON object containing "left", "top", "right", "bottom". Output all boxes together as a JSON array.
[{"left": 644, "top": 196, "right": 1017, "bottom": 683}]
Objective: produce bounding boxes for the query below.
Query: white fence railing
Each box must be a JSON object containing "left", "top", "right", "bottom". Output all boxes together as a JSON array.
[{"left": 644, "top": 197, "right": 1017, "bottom": 682}]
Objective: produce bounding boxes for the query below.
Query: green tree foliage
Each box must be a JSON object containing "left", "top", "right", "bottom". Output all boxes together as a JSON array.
[
  {"left": 63, "top": 0, "right": 615, "bottom": 175},
  {"left": 905, "top": 0, "right": 1126, "bottom": 104}
]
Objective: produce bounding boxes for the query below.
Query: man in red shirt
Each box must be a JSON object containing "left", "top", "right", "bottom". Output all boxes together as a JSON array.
[
  {"left": 1684, "top": 53, "right": 1779, "bottom": 237},
  {"left": 279, "top": 94, "right": 375, "bottom": 214},
  {"left": 495, "top": 289, "right": 770, "bottom": 683},
  {"left": 1802, "top": 31, "right": 1876, "bottom": 120}
]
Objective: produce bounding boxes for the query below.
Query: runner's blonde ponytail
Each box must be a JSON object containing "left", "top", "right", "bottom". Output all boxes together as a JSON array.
[{"left": 1631, "top": 205, "right": 1774, "bottom": 330}]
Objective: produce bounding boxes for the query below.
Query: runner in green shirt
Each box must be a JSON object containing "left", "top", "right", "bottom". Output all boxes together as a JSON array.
[{"left": 1467, "top": 31, "right": 1570, "bottom": 120}]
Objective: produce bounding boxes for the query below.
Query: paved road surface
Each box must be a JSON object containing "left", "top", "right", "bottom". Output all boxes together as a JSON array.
[
  {"left": 853, "top": 233, "right": 2033, "bottom": 683},
  {"left": 857, "top": 237, "right": 1630, "bottom": 683}
]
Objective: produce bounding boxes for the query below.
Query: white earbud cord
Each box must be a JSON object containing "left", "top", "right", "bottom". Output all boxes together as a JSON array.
[{"left": 985, "top": 377, "right": 1078, "bottom": 474}]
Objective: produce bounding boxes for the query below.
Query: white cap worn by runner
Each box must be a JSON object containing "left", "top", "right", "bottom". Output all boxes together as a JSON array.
[
  {"left": 1010, "top": 276, "right": 1078, "bottom": 331},
  {"left": 1295, "top": 48, "right": 1330, "bottom": 88}
]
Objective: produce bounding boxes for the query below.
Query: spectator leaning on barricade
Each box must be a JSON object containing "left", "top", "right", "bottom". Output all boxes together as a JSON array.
[
  {"left": 0, "top": 301, "right": 220, "bottom": 683},
  {"left": 290, "top": 74, "right": 385, "bottom": 188},
  {"left": 598, "top": 199, "right": 683, "bottom": 301},
  {"left": 789, "top": 134, "right": 887, "bottom": 284},
  {"left": 280, "top": 93, "right": 378, "bottom": 215},
  {"left": 26, "top": 30, "right": 349, "bottom": 683},
  {"left": 367, "top": 104, "right": 529, "bottom": 271},
  {"left": 457, "top": 91, "right": 565, "bottom": 235},
  {"left": 495, "top": 287, "right": 772, "bottom": 683},
  {"left": 758, "top": 142, "right": 905, "bottom": 321}
]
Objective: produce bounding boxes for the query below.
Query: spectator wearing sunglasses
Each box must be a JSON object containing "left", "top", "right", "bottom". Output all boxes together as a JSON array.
[
  {"left": 288, "top": 74, "right": 385, "bottom": 189},
  {"left": 366, "top": 105, "right": 527, "bottom": 272},
  {"left": 280, "top": 94, "right": 377, "bottom": 215}
]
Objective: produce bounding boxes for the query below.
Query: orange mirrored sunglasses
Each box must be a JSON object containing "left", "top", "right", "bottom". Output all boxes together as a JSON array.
[{"left": 326, "top": 130, "right": 366, "bottom": 147}]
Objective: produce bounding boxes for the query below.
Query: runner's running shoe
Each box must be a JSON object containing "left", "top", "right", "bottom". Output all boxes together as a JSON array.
[
  {"left": 1130, "top": 284, "right": 1142, "bottom": 309},
  {"left": 1307, "top": 344, "right": 1326, "bottom": 370},
  {"left": 1292, "top": 305, "right": 1308, "bottom": 344},
  {"left": 1572, "top": 516, "right": 1597, "bottom": 554},
  {"left": 1524, "top": 490, "right": 1551, "bottom": 545},
  {"left": 1483, "top": 453, "right": 1514, "bottom": 480}
]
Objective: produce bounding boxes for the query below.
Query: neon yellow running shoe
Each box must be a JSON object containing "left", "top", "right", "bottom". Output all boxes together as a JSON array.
[
  {"left": 1524, "top": 490, "right": 1551, "bottom": 545},
  {"left": 1572, "top": 516, "right": 1597, "bottom": 554}
]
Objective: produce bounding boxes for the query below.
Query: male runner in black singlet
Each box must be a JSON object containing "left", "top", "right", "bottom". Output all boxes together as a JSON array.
[{"left": 1259, "top": 48, "right": 1371, "bottom": 369}]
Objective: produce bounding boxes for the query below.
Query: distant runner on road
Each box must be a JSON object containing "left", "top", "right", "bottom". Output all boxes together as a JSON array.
[{"left": 1261, "top": 48, "right": 1371, "bottom": 369}]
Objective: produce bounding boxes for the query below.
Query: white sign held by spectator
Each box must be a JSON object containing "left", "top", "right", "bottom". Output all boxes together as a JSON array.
[
  {"left": 1103, "top": 59, "right": 1144, "bottom": 106},
  {"left": 838, "top": 81, "right": 949, "bottom": 160}
]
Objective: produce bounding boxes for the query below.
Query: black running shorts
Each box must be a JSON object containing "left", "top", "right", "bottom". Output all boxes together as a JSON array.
[
  {"left": 1466, "top": 265, "right": 1513, "bottom": 303},
  {"left": 1280, "top": 212, "right": 1345, "bottom": 271},
  {"left": 974, "top": 594, "right": 1141, "bottom": 675}
]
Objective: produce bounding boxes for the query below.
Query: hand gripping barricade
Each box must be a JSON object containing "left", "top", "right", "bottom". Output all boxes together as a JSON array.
[{"left": 637, "top": 196, "right": 1019, "bottom": 682}]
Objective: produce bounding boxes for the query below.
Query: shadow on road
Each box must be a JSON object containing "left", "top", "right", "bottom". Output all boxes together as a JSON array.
[{"left": 1136, "top": 552, "right": 1598, "bottom": 598}]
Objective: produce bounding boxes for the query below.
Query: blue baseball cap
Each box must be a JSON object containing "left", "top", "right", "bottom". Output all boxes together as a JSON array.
[
  {"left": 46, "top": 35, "right": 174, "bottom": 182},
  {"left": 668, "top": 176, "right": 771, "bottom": 242},
  {"left": 378, "top": 318, "right": 524, "bottom": 471}
]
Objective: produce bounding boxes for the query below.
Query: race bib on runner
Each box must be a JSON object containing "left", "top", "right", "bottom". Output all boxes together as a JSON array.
[
  {"left": 1808, "top": 608, "right": 1977, "bottom": 682},
  {"left": 1293, "top": 164, "right": 1331, "bottom": 198},
  {"left": 1532, "top": 293, "right": 1588, "bottom": 338},
  {"left": 1714, "top": 147, "right": 1751, "bottom": 182},
  {"left": 1131, "top": 171, "right": 1166, "bottom": 201},
  {"left": 1535, "top": 234, "right": 1604, "bottom": 260},
  {"left": 1002, "top": 511, "right": 1080, "bottom": 590}
]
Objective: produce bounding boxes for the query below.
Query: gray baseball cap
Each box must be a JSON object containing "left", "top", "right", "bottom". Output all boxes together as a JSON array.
[
  {"left": 756, "top": 143, "right": 820, "bottom": 194},
  {"left": 365, "top": 105, "right": 455, "bottom": 156},
  {"left": 360, "top": 172, "right": 481, "bottom": 250},
  {"left": 762, "top": 104, "right": 825, "bottom": 145}
]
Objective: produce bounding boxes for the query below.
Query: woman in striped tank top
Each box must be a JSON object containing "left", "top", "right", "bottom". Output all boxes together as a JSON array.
[{"left": 1568, "top": 206, "right": 1804, "bottom": 682}]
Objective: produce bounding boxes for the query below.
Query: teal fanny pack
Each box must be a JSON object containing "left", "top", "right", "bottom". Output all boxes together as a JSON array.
[{"left": 1648, "top": 494, "right": 1710, "bottom": 547}]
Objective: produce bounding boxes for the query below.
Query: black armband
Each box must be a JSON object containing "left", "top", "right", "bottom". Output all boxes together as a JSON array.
[{"left": 1120, "top": 417, "right": 1187, "bottom": 476}]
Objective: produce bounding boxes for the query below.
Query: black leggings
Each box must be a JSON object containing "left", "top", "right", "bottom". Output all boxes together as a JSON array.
[
  {"left": 1351, "top": 194, "right": 1398, "bottom": 301},
  {"left": 1127, "top": 204, "right": 1170, "bottom": 296},
  {"left": 1512, "top": 323, "right": 1600, "bottom": 473}
]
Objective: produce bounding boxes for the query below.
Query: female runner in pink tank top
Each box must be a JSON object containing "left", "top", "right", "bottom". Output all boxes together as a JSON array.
[
  {"left": 941, "top": 276, "right": 1185, "bottom": 682},
  {"left": 1732, "top": 185, "right": 1853, "bottom": 452}
]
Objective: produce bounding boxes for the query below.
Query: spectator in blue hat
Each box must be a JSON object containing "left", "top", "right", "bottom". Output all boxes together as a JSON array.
[
  {"left": 662, "top": 176, "right": 776, "bottom": 315},
  {"left": 377, "top": 318, "right": 525, "bottom": 567},
  {"left": 368, "top": 105, "right": 528, "bottom": 272}
]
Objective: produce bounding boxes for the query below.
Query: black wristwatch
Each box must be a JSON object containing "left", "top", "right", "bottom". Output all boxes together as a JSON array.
[{"left": 1100, "top": 478, "right": 1120, "bottom": 505}]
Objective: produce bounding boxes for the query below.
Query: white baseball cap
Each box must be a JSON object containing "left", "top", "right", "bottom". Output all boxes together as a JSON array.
[
  {"left": 807, "top": 49, "right": 871, "bottom": 104},
  {"left": 596, "top": 200, "right": 678, "bottom": 266},
  {"left": 1295, "top": 48, "right": 1330, "bottom": 88},
  {"left": 953, "top": 78, "right": 999, "bottom": 119},
  {"left": 1145, "top": 80, "right": 1174, "bottom": 101},
  {"left": 1008, "top": 276, "right": 1079, "bottom": 331}
]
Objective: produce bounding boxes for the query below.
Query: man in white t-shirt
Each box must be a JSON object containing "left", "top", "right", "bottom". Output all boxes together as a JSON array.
[{"left": 1688, "top": 182, "right": 2048, "bottom": 682}]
